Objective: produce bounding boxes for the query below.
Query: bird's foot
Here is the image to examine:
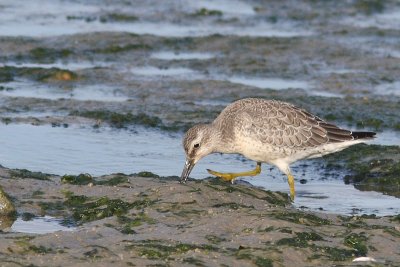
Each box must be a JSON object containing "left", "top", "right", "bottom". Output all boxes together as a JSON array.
[
  {"left": 287, "top": 174, "right": 295, "bottom": 201},
  {"left": 207, "top": 163, "right": 262, "bottom": 184},
  {"left": 207, "top": 169, "right": 237, "bottom": 183}
]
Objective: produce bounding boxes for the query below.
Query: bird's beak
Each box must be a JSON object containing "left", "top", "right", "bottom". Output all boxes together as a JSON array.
[{"left": 180, "top": 159, "right": 195, "bottom": 183}]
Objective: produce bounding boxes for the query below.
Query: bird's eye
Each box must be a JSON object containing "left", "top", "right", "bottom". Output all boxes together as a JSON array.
[{"left": 194, "top": 143, "right": 200, "bottom": 148}]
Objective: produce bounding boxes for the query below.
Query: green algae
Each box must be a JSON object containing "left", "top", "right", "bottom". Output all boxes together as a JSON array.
[
  {"left": 96, "top": 175, "right": 129, "bottom": 186},
  {"left": 354, "top": 0, "right": 384, "bottom": 15},
  {"left": 9, "top": 169, "right": 51, "bottom": 180},
  {"left": 276, "top": 232, "right": 324, "bottom": 248},
  {"left": 38, "top": 201, "right": 65, "bottom": 213},
  {"left": 21, "top": 212, "right": 36, "bottom": 221},
  {"left": 0, "top": 66, "right": 78, "bottom": 82},
  {"left": 383, "top": 227, "right": 400, "bottom": 238},
  {"left": 71, "top": 197, "right": 134, "bottom": 223},
  {"left": 205, "top": 234, "right": 226, "bottom": 244},
  {"left": 212, "top": 202, "right": 254, "bottom": 210},
  {"left": 117, "top": 213, "right": 156, "bottom": 234},
  {"left": 193, "top": 8, "right": 223, "bottom": 16},
  {"left": 254, "top": 257, "right": 273, "bottom": 267},
  {"left": 391, "top": 214, "right": 400, "bottom": 223},
  {"left": 277, "top": 227, "right": 293, "bottom": 234},
  {"left": 14, "top": 239, "right": 53, "bottom": 255},
  {"left": 68, "top": 13, "right": 138, "bottom": 24},
  {"left": 100, "top": 13, "right": 139, "bottom": 23},
  {"left": 31, "top": 190, "right": 45, "bottom": 198},
  {"left": 61, "top": 173, "right": 93, "bottom": 185},
  {"left": 63, "top": 193, "right": 156, "bottom": 224},
  {"left": 126, "top": 240, "right": 215, "bottom": 260},
  {"left": 235, "top": 247, "right": 274, "bottom": 267},
  {"left": 311, "top": 246, "right": 355, "bottom": 261},
  {"left": 272, "top": 211, "right": 331, "bottom": 226},
  {"left": 136, "top": 171, "right": 160, "bottom": 178},
  {"left": 325, "top": 144, "right": 400, "bottom": 197},
  {"left": 344, "top": 233, "right": 368, "bottom": 256},
  {"left": 70, "top": 110, "right": 163, "bottom": 129},
  {"left": 39, "top": 190, "right": 156, "bottom": 224},
  {"left": 29, "top": 47, "right": 72, "bottom": 63},
  {"left": 62, "top": 174, "right": 129, "bottom": 186},
  {"left": 258, "top": 226, "right": 275, "bottom": 232}
]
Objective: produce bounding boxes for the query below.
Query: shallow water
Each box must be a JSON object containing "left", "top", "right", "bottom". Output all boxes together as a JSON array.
[
  {"left": 374, "top": 81, "right": 400, "bottom": 97},
  {"left": 0, "top": 0, "right": 310, "bottom": 38},
  {"left": 251, "top": 178, "right": 400, "bottom": 216},
  {"left": 0, "top": 123, "right": 253, "bottom": 178},
  {"left": 0, "top": 61, "right": 110, "bottom": 71},
  {"left": 131, "top": 66, "right": 200, "bottom": 77},
  {"left": 151, "top": 51, "right": 215, "bottom": 60},
  {"left": 11, "top": 215, "right": 74, "bottom": 234},
  {"left": 0, "top": 123, "right": 399, "bottom": 216},
  {"left": 1, "top": 80, "right": 129, "bottom": 102},
  {"left": 345, "top": 10, "right": 400, "bottom": 30},
  {"left": 371, "top": 130, "right": 400, "bottom": 146},
  {"left": 226, "top": 76, "right": 309, "bottom": 90}
]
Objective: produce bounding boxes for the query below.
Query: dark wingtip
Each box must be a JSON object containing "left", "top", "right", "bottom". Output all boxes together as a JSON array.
[{"left": 351, "top": 131, "right": 376, "bottom": 139}]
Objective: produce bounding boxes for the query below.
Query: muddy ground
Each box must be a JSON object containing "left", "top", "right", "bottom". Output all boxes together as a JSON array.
[
  {"left": 1, "top": 167, "right": 400, "bottom": 267},
  {"left": 1, "top": 0, "right": 400, "bottom": 266}
]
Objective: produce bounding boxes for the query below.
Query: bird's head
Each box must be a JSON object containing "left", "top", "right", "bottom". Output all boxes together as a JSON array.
[{"left": 180, "top": 124, "right": 214, "bottom": 182}]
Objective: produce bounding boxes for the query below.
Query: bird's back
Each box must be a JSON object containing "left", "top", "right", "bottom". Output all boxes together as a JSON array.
[{"left": 212, "top": 98, "right": 375, "bottom": 163}]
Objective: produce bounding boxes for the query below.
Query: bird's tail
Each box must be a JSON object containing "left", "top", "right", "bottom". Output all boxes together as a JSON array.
[{"left": 351, "top": 131, "right": 376, "bottom": 140}]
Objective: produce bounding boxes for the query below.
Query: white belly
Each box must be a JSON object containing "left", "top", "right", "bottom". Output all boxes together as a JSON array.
[{"left": 235, "top": 136, "right": 365, "bottom": 165}]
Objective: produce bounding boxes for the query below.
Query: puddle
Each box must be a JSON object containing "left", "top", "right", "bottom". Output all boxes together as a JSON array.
[
  {"left": 320, "top": 68, "right": 364, "bottom": 75},
  {"left": 0, "top": 21, "right": 312, "bottom": 38},
  {"left": 193, "top": 99, "right": 229, "bottom": 106},
  {"left": 371, "top": 130, "right": 400, "bottom": 146},
  {"left": 374, "top": 81, "right": 400, "bottom": 96},
  {"left": 0, "top": 80, "right": 129, "bottom": 102},
  {"left": 345, "top": 10, "right": 400, "bottom": 30},
  {"left": 151, "top": 51, "right": 215, "bottom": 60},
  {"left": 226, "top": 76, "right": 347, "bottom": 97},
  {"left": 131, "top": 66, "right": 197, "bottom": 76},
  {"left": 295, "top": 181, "right": 400, "bottom": 216},
  {"left": 107, "top": 22, "right": 311, "bottom": 38},
  {"left": 1, "top": 110, "right": 68, "bottom": 119},
  {"left": 308, "top": 90, "right": 344, "bottom": 98},
  {"left": 0, "top": 123, "right": 399, "bottom": 216},
  {"left": 11, "top": 215, "right": 74, "bottom": 234},
  {"left": 0, "top": 61, "right": 110, "bottom": 71},
  {"left": 249, "top": 162, "right": 400, "bottom": 216},
  {"left": 226, "top": 76, "right": 309, "bottom": 90}
]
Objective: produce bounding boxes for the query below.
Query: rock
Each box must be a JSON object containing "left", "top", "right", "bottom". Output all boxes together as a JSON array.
[{"left": 0, "top": 185, "right": 16, "bottom": 216}]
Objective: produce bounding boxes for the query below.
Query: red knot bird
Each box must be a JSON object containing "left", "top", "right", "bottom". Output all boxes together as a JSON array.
[{"left": 180, "top": 98, "right": 376, "bottom": 200}]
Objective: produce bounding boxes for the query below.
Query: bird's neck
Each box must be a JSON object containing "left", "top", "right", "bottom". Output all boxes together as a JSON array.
[{"left": 209, "top": 123, "right": 236, "bottom": 154}]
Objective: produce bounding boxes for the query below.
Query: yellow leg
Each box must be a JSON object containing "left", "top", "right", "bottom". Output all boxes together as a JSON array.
[
  {"left": 207, "top": 162, "right": 261, "bottom": 183},
  {"left": 287, "top": 174, "right": 295, "bottom": 201}
]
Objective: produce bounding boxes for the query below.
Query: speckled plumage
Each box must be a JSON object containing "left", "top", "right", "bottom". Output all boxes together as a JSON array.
[{"left": 181, "top": 98, "right": 376, "bottom": 199}]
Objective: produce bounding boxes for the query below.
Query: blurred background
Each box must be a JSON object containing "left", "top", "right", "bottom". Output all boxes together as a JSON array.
[{"left": 0, "top": 0, "right": 400, "bottom": 215}]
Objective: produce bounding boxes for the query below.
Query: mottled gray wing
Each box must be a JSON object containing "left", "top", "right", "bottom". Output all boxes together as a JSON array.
[{"left": 237, "top": 100, "right": 353, "bottom": 148}]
